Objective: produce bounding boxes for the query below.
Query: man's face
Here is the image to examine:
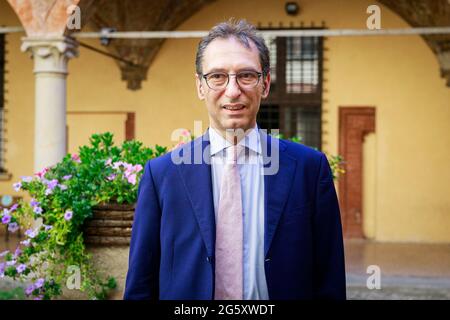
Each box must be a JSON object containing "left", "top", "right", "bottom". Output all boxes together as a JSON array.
[{"left": 195, "top": 37, "right": 270, "bottom": 135}]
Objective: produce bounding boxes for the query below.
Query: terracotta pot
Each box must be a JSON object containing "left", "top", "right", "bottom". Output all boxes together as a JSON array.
[
  {"left": 84, "top": 203, "right": 135, "bottom": 246},
  {"left": 62, "top": 203, "right": 135, "bottom": 300}
]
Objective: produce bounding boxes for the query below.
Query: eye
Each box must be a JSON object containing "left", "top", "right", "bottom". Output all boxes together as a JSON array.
[
  {"left": 208, "top": 73, "right": 227, "bottom": 80},
  {"left": 239, "top": 72, "right": 255, "bottom": 79},
  {"left": 237, "top": 71, "right": 259, "bottom": 82}
]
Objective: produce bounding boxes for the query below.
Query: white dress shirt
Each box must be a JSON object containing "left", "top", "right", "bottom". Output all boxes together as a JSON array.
[{"left": 209, "top": 125, "right": 269, "bottom": 300}]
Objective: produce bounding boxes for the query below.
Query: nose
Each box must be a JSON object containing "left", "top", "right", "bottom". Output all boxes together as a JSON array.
[{"left": 224, "top": 75, "right": 241, "bottom": 99}]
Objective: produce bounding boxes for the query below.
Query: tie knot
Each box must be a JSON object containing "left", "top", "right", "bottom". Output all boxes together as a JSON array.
[{"left": 226, "top": 145, "right": 244, "bottom": 164}]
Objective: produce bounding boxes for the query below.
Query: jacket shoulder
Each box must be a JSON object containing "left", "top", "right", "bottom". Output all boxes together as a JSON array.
[{"left": 278, "top": 138, "right": 325, "bottom": 164}]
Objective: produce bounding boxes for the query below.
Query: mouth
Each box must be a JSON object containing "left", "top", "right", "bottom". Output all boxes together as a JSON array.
[{"left": 222, "top": 104, "right": 245, "bottom": 111}]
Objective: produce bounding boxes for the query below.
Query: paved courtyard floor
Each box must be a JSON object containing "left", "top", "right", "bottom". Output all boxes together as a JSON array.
[
  {"left": 1, "top": 233, "right": 450, "bottom": 299},
  {"left": 345, "top": 239, "right": 450, "bottom": 299}
]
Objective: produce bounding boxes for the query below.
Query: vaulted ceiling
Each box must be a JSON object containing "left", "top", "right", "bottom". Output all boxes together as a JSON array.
[
  {"left": 86, "top": 0, "right": 214, "bottom": 90},
  {"left": 77, "top": 0, "right": 450, "bottom": 89},
  {"left": 379, "top": 0, "right": 450, "bottom": 86}
]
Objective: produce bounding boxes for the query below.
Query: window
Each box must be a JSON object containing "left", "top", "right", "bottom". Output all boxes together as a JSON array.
[
  {"left": 286, "top": 37, "right": 320, "bottom": 94},
  {"left": 258, "top": 31, "right": 323, "bottom": 150}
]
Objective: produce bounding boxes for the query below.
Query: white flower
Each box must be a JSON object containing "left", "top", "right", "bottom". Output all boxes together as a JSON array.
[
  {"left": 13, "top": 182, "right": 22, "bottom": 192},
  {"left": 21, "top": 176, "right": 33, "bottom": 183},
  {"left": 20, "top": 239, "right": 31, "bottom": 247},
  {"left": 6, "top": 260, "right": 16, "bottom": 266}
]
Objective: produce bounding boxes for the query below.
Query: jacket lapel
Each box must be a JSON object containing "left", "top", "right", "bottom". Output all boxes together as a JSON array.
[
  {"left": 260, "top": 130, "right": 297, "bottom": 257},
  {"left": 176, "top": 130, "right": 297, "bottom": 260},
  {"left": 176, "top": 132, "right": 216, "bottom": 258}
]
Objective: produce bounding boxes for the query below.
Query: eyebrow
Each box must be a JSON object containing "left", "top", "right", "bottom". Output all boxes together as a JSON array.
[{"left": 204, "top": 67, "right": 260, "bottom": 74}]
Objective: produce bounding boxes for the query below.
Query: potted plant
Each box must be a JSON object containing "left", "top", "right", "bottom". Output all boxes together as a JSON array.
[{"left": 0, "top": 133, "right": 166, "bottom": 299}]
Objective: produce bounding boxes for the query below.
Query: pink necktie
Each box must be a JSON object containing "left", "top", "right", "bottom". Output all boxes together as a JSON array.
[{"left": 214, "top": 144, "right": 244, "bottom": 300}]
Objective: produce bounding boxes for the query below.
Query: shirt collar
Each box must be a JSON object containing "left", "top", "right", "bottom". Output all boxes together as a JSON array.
[{"left": 209, "top": 125, "right": 262, "bottom": 156}]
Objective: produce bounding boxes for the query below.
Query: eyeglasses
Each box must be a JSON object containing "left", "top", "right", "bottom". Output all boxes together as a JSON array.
[{"left": 202, "top": 71, "right": 263, "bottom": 91}]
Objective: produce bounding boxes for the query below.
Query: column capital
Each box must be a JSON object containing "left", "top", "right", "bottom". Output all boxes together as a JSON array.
[{"left": 21, "top": 36, "right": 79, "bottom": 75}]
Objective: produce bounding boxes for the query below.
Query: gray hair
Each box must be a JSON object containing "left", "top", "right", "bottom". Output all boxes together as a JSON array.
[{"left": 195, "top": 19, "right": 270, "bottom": 76}]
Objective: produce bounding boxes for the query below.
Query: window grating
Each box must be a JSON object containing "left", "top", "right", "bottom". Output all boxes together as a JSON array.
[
  {"left": 286, "top": 37, "right": 319, "bottom": 94},
  {"left": 283, "top": 106, "right": 321, "bottom": 149},
  {"left": 258, "top": 29, "right": 323, "bottom": 149},
  {"left": 263, "top": 35, "right": 277, "bottom": 83}
]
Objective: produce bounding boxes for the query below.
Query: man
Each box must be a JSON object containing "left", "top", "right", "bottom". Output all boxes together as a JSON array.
[{"left": 124, "top": 19, "right": 346, "bottom": 300}]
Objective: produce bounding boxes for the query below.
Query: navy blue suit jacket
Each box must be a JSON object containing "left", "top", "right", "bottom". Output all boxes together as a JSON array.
[{"left": 124, "top": 130, "right": 346, "bottom": 300}]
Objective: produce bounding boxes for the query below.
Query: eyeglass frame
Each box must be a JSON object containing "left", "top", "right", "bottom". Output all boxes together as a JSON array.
[{"left": 201, "top": 70, "right": 264, "bottom": 91}]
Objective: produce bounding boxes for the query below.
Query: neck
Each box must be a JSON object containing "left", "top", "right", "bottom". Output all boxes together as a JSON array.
[{"left": 211, "top": 124, "right": 256, "bottom": 145}]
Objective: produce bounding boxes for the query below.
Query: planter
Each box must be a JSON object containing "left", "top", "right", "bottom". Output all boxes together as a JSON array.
[
  {"left": 84, "top": 203, "right": 134, "bottom": 245},
  {"left": 61, "top": 203, "right": 135, "bottom": 300}
]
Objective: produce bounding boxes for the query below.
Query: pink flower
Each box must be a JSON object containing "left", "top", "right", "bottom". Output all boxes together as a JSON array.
[
  {"left": 105, "top": 158, "right": 112, "bottom": 166},
  {"left": 123, "top": 163, "right": 142, "bottom": 178},
  {"left": 62, "top": 175, "right": 72, "bottom": 180},
  {"left": 107, "top": 174, "right": 116, "bottom": 181},
  {"left": 9, "top": 203, "right": 19, "bottom": 212},
  {"left": 35, "top": 167, "right": 49, "bottom": 179},
  {"left": 71, "top": 154, "right": 81, "bottom": 163},
  {"left": 112, "top": 161, "right": 124, "bottom": 169},
  {"left": 124, "top": 169, "right": 133, "bottom": 178},
  {"left": 127, "top": 174, "right": 137, "bottom": 185}
]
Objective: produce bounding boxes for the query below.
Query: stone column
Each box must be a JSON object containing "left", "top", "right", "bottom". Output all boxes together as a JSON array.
[{"left": 21, "top": 37, "right": 78, "bottom": 172}]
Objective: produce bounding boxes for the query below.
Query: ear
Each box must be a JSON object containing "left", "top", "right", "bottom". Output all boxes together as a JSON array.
[
  {"left": 261, "top": 72, "right": 271, "bottom": 99},
  {"left": 195, "top": 73, "right": 205, "bottom": 100}
]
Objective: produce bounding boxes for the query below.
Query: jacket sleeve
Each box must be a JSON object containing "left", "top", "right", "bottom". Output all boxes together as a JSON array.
[
  {"left": 312, "top": 153, "right": 346, "bottom": 299},
  {"left": 123, "top": 160, "right": 161, "bottom": 300}
]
